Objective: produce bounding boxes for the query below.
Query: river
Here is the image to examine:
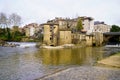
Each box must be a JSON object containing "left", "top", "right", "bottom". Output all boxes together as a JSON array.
[{"left": 0, "top": 43, "right": 120, "bottom": 80}]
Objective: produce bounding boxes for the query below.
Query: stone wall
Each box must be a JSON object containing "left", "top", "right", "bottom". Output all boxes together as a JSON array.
[
  {"left": 72, "top": 33, "right": 86, "bottom": 44},
  {"left": 94, "top": 32, "right": 103, "bottom": 46},
  {"left": 94, "top": 24, "right": 111, "bottom": 33},
  {"left": 43, "top": 25, "right": 51, "bottom": 45},
  {"left": 43, "top": 24, "right": 59, "bottom": 46},
  {"left": 59, "top": 31, "right": 72, "bottom": 45},
  {"left": 86, "top": 35, "right": 93, "bottom": 46}
]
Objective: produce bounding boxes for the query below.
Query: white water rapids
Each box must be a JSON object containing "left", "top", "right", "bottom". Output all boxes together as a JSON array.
[{"left": 7, "top": 42, "right": 37, "bottom": 48}]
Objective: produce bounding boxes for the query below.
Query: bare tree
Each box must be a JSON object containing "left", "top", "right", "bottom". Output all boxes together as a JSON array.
[
  {"left": 9, "top": 13, "right": 21, "bottom": 26},
  {"left": 0, "top": 12, "right": 8, "bottom": 28}
]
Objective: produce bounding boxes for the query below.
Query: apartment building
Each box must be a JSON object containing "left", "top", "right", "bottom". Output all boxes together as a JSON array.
[
  {"left": 93, "top": 21, "right": 111, "bottom": 33},
  {"left": 47, "top": 16, "right": 94, "bottom": 34},
  {"left": 76, "top": 16, "right": 94, "bottom": 34},
  {"left": 42, "top": 23, "right": 59, "bottom": 46}
]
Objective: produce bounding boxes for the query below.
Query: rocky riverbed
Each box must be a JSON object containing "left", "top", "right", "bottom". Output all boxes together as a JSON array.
[
  {"left": 38, "top": 66, "right": 120, "bottom": 80},
  {"left": 0, "top": 41, "right": 19, "bottom": 47}
]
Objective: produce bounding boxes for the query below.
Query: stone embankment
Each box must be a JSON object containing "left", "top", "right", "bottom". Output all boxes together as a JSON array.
[
  {"left": 39, "top": 44, "right": 75, "bottom": 49},
  {"left": 38, "top": 44, "right": 83, "bottom": 49},
  {"left": 37, "top": 66, "right": 120, "bottom": 80}
]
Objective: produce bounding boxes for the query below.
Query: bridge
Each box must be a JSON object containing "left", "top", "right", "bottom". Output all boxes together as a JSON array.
[{"left": 103, "top": 32, "right": 120, "bottom": 47}]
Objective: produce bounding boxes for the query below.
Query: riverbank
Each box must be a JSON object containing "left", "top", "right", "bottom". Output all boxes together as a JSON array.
[
  {"left": 0, "top": 42, "right": 37, "bottom": 48},
  {"left": 39, "top": 44, "right": 83, "bottom": 49},
  {"left": 98, "top": 53, "right": 120, "bottom": 68},
  {"left": 37, "top": 66, "right": 120, "bottom": 80}
]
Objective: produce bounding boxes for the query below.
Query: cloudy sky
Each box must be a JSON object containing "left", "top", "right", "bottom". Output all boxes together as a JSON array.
[{"left": 0, "top": 0, "right": 120, "bottom": 26}]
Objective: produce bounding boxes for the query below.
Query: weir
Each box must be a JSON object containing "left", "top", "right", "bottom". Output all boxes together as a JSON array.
[{"left": 7, "top": 42, "right": 37, "bottom": 48}]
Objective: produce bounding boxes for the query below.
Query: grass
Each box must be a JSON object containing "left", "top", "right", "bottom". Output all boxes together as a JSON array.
[
  {"left": 116, "top": 52, "right": 120, "bottom": 56},
  {"left": 113, "top": 52, "right": 120, "bottom": 56}
]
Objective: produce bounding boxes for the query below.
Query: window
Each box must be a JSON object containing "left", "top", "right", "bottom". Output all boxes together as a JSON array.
[
  {"left": 50, "top": 30, "right": 52, "bottom": 32},
  {"left": 50, "top": 37, "right": 52, "bottom": 40}
]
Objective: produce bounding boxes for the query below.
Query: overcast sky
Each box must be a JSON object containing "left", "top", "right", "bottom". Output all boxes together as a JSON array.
[{"left": 0, "top": 0, "right": 120, "bottom": 26}]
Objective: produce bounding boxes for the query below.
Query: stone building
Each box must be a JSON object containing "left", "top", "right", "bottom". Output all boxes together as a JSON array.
[
  {"left": 42, "top": 17, "right": 105, "bottom": 47},
  {"left": 71, "top": 33, "right": 93, "bottom": 46},
  {"left": 47, "top": 17, "right": 76, "bottom": 29},
  {"left": 72, "top": 33, "right": 86, "bottom": 44},
  {"left": 59, "top": 30, "right": 72, "bottom": 45},
  {"left": 85, "top": 35, "right": 94, "bottom": 46},
  {"left": 93, "top": 32, "right": 103, "bottom": 46},
  {"left": 78, "top": 16, "right": 94, "bottom": 34},
  {"left": 42, "top": 23, "right": 72, "bottom": 46},
  {"left": 93, "top": 21, "right": 111, "bottom": 33},
  {"left": 47, "top": 16, "right": 94, "bottom": 34},
  {"left": 42, "top": 23, "right": 59, "bottom": 46},
  {"left": 24, "top": 23, "right": 39, "bottom": 37}
]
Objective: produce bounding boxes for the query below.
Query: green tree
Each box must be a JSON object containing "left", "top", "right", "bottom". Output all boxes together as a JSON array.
[
  {"left": 6, "top": 27, "right": 12, "bottom": 40},
  {"left": 11, "top": 26, "right": 24, "bottom": 41},
  {"left": 0, "top": 28, "right": 6, "bottom": 40},
  {"left": 76, "top": 18, "right": 83, "bottom": 32},
  {"left": 0, "top": 27, "right": 12, "bottom": 41},
  {"left": 110, "top": 25, "right": 120, "bottom": 32}
]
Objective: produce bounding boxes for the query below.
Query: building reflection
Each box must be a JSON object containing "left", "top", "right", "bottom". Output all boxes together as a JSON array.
[{"left": 35, "top": 47, "right": 104, "bottom": 66}]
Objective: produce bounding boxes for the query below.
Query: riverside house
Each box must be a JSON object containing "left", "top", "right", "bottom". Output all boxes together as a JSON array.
[
  {"left": 93, "top": 21, "right": 111, "bottom": 33},
  {"left": 42, "top": 16, "right": 97, "bottom": 46},
  {"left": 42, "top": 23, "right": 72, "bottom": 46},
  {"left": 21, "top": 16, "right": 106, "bottom": 46},
  {"left": 24, "top": 23, "right": 39, "bottom": 37},
  {"left": 47, "top": 16, "right": 94, "bottom": 34}
]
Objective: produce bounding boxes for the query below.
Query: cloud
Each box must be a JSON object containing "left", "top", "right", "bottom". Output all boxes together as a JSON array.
[{"left": 0, "top": 0, "right": 120, "bottom": 26}]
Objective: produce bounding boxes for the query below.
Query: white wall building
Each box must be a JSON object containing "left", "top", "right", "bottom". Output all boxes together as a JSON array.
[
  {"left": 24, "top": 23, "right": 39, "bottom": 37},
  {"left": 93, "top": 22, "right": 111, "bottom": 33},
  {"left": 29, "top": 27, "right": 35, "bottom": 36},
  {"left": 80, "top": 16, "right": 94, "bottom": 34}
]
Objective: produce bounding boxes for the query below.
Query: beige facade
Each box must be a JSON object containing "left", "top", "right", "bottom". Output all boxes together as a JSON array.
[
  {"left": 85, "top": 35, "right": 93, "bottom": 46},
  {"left": 71, "top": 33, "right": 93, "bottom": 46},
  {"left": 43, "top": 23, "right": 103, "bottom": 46},
  {"left": 59, "top": 31, "right": 94, "bottom": 46},
  {"left": 72, "top": 33, "right": 86, "bottom": 44},
  {"left": 43, "top": 23, "right": 59, "bottom": 46},
  {"left": 42, "top": 17, "right": 105, "bottom": 46},
  {"left": 94, "top": 32, "right": 103, "bottom": 46},
  {"left": 43, "top": 23, "right": 72, "bottom": 46},
  {"left": 47, "top": 16, "right": 94, "bottom": 34},
  {"left": 47, "top": 17, "right": 77, "bottom": 29},
  {"left": 59, "top": 30, "right": 72, "bottom": 45},
  {"left": 24, "top": 23, "right": 39, "bottom": 37},
  {"left": 94, "top": 23, "right": 111, "bottom": 33}
]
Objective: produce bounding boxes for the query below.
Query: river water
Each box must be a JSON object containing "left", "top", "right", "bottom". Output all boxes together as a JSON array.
[{"left": 0, "top": 44, "right": 120, "bottom": 80}]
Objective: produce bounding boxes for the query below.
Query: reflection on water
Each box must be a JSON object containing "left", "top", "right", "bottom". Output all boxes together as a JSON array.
[
  {"left": 35, "top": 47, "right": 104, "bottom": 66},
  {"left": 0, "top": 46, "right": 119, "bottom": 80}
]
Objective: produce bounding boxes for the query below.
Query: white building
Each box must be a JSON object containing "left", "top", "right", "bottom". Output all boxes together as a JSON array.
[
  {"left": 79, "top": 16, "right": 94, "bottom": 34},
  {"left": 93, "top": 21, "right": 111, "bottom": 33},
  {"left": 24, "top": 23, "right": 39, "bottom": 37},
  {"left": 29, "top": 27, "right": 35, "bottom": 36}
]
